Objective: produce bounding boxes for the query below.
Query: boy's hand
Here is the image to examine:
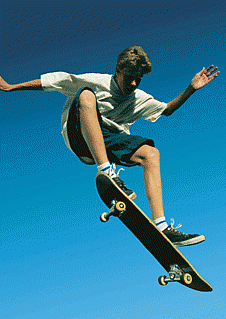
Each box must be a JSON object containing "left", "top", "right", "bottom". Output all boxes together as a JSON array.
[{"left": 191, "top": 65, "right": 220, "bottom": 91}]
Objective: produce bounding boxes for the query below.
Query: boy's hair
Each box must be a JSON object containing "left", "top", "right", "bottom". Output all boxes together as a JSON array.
[{"left": 116, "top": 46, "right": 152, "bottom": 76}]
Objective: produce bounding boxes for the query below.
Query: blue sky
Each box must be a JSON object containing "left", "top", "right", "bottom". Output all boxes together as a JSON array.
[{"left": 1, "top": 0, "right": 226, "bottom": 318}]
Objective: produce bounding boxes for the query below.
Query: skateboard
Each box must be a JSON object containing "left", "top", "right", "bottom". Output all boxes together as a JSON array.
[{"left": 96, "top": 172, "right": 213, "bottom": 292}]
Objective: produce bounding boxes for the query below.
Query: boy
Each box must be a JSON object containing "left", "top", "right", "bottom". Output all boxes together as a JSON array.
[{"left": 0, "top": 46, "right": 220, "bottom": 247}]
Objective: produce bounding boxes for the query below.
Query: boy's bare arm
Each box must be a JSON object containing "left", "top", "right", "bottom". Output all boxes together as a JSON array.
[
  {"left": 0, "top": 76, "right": 43, "bottom": 92},
  {"left": 163, "top": 65, "right": 220, "bottom": 116}
]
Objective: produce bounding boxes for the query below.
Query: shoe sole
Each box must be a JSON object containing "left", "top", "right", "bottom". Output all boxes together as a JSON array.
[{"left": 173, "top": 235, "right": 206, "bottom": 247}]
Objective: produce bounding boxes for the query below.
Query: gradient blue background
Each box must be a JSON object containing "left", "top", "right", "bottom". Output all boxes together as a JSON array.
[{"left": 1, "top": 0, "right": 226, "bottom": 318}]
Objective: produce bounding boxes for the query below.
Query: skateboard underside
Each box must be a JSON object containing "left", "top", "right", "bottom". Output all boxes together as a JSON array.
[{"left": 96, "top": 172, "right": 213, "bottom": 292}]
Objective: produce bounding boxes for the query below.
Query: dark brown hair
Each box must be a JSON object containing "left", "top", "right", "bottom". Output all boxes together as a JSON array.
[{"left": 116, "top": 46, "right": 152, "bottom": 76}]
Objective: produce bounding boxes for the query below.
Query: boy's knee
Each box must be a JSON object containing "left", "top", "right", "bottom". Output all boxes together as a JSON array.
[
  {"left": 132, "top": 145, "right": 160, "bottom": 167},
  {"left": 143, "top": 146, "right": 160, "bottom": 163}
]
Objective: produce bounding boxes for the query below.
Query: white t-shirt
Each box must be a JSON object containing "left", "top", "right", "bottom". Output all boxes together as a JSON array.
[{"left": 41, "top": 72, "right": 167, "bottom": 135}]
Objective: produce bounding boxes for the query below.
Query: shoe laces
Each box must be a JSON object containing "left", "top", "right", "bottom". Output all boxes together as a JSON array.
[
  {"left": 110, "top": 164, "right": 127, "bottom": 188},
  {"left": 168, "top": 218, "right": 183, "bottom": 233},
  {"left": 116, "top": 167, "right": 125, "bottom": 177},
  {"left": 109, "top": 164, "right": 124, "bottom": 178}
]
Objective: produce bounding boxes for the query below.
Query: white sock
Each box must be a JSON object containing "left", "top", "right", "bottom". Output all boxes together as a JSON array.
[
  {"left": 97, "top": 161, "right": 111, "bottom": 172},
  {"left": 97, "top": 162, "right": 116, "bottom": 178},
  {"left": 153, "top": 216, "right": 168, "bottom": 231}
]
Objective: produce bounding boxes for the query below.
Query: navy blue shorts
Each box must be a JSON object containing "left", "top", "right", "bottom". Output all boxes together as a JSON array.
[{"left": 66, "top": 88, "right": 155, "bottom": 167}]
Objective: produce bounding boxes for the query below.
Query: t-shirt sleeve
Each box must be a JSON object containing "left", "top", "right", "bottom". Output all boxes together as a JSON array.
[
  {"left": 41, "top": 72, "right": 83, "bottom": 96},
  {"left": 134, "top": 90, "right": 167, "bottom": 122},
  {"left": 142, "top": 98, "right": 167, "bottom": 122}
]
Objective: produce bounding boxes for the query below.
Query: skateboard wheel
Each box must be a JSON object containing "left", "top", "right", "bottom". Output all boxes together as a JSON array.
[
  {"left": 100, "top": 213, "right": 109, "bottom": 222},
  {"left": 115, "top": 201, "right": 126, "bottom": 212},
  {"left": 183, "top": 273, "right": 193, "bottom": 285},
  {"left": 158, "top": 276, "right": 168, "bottom": 286}
]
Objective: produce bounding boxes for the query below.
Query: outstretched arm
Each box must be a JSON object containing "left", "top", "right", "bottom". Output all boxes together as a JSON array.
[
  {"left": 0, "top": 76, "right": 43, "bottom": 92},
  {"left": 163, "top": 65, "right": 220, "bottom": 116}
]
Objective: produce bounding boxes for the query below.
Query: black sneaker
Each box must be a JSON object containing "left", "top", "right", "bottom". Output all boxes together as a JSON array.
[
  {"left": 110, "top": 164, "right": 136, "bottom": 200},
  {"left": 163, "top": 219, "right": 205, "bottom": 247}
]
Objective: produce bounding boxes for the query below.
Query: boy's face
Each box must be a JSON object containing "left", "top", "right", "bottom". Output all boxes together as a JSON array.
[{"left": 115, "top": 69, "right": 143, "bottom": 95}]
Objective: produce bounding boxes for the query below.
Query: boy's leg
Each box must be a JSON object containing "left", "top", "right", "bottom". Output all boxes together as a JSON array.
[
  {"left": 79, "top": 88, "right": 108, "bottom": 166},
  {"left": 130, "top": 144, "right": 205, "bottom": 247},
  {"left": 78, "top": 88, "right": 136, "bottom": 199},
  {"left": 130, "top": 145, "right": 164, "bottom": 221}
]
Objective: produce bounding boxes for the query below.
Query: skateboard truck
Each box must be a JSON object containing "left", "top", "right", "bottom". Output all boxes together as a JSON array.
[
  {"left": 100, "top": 200, "right": 126, "bottom": 222},
  {"left": 158, "top": 264, "right": 193, "bottom": 286}
]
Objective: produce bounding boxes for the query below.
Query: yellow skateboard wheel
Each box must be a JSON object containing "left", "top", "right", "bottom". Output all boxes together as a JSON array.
[
  {"left": 100, "top": 213, "right": 109, "bottom": 222},
  {"left": 183, "top": 273, "right": 193, "bottom": 285},
  {"left": 115, "top": 201, "right": 126, "bottom": 212},
  {"left": 158, "top": 276, "right": 168, "bottom": 286}
]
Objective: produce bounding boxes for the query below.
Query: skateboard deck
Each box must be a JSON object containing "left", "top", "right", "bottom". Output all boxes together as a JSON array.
[{"left": 96, "top": 172, "right": 213, "bottom": 292}]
